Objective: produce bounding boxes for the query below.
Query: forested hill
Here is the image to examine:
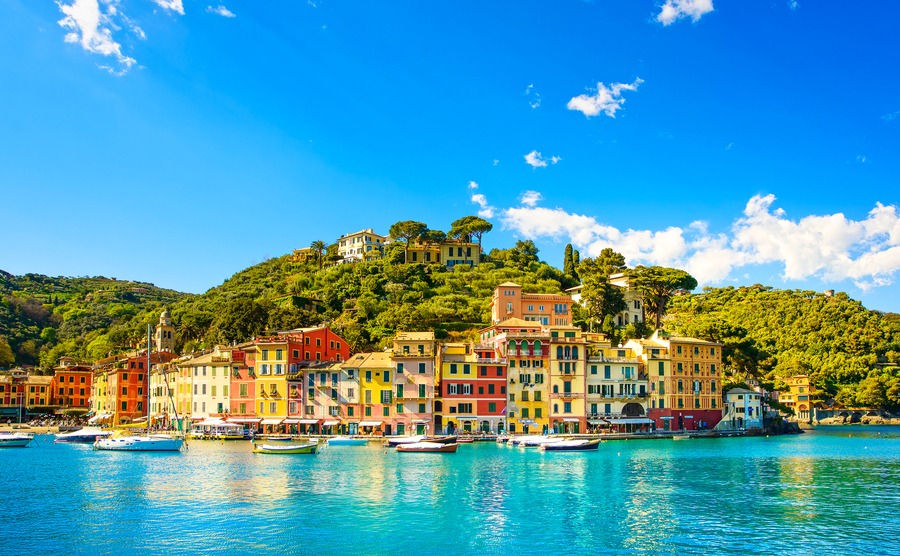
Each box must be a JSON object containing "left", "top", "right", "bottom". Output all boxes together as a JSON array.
[
  {"left": 666, "top": 285, "right": 900, "bottom": 408},
  {"left": 0, "top": 270, "right": 188, "bottom": 370}
]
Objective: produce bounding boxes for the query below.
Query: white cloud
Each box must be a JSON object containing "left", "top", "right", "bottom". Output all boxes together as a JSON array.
[
  {"left": 470, "top": 193, "right": 495, "bottom": 219},
  {"left": 493, "top": 191, "right": 900, "bottom": 292},
  {"left": 525, "top": 84, "right": 541, "bottom": 109},
  {"left": 468, "top": 181, "right": 479, "bottom": 190},
  {"left": 520, "top": 191, "right": 543, "bottom": 207},
  {"left": 657, "top": 0, "right": 714, "bottom": 26},
  {"left": 567, "top": 78, "right": 644, "bottom": 118},
  {"left": 882, "top": 110, "right": 900, "bottom": 122},
  {"left": 857, "top": 155, "right": 867, "bottom": 164},
  {"left": 207, "top": 5, "right": 235, "bottom": 18},
  {"left": 493, "top": 159, "right": 500, "bottom": 166},
  {"left": 788, "top": 0, "right": 799, "bottom": 10},
  {"left": 57, "top": 0, "right": 136, "bottom": 74},
  {"left": 524, "top": 150, "right": 561, "bottom": 168},
  {"left": 153, "top": 0, "right": 185, "bottom": 15}
]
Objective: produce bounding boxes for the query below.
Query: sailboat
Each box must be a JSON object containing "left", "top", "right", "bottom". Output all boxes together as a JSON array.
[{"left": 95, "top": 325, "right": 184, "bottom": 452}]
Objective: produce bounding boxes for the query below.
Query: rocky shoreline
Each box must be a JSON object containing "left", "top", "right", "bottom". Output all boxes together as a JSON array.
[{"left": 816, "top": 415, "right": 900, "bottom": 425}]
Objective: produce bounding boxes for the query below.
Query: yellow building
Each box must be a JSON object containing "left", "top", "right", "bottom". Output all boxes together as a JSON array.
[
  {"left": 549, "top": 326, "right": 587, "bottom": 433},
  {"left": 253, "top": 335, "right": 290, "bottom": 430},
  {"left": 350, "top": 351, "right": 394, "bottom": 435},
  {"left": 780, "top": 375, "right": 815, "bottom": 422},
  {"left": 625, "top": 337, "right": 672, "bottom": 428},
  {"left": 584, "top": 336, "right": 649, "bottom": 432}
]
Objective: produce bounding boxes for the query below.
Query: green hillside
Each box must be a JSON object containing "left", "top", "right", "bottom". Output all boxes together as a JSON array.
[{"left": 666, "top": 285, "right": 900, "bottom": 409}]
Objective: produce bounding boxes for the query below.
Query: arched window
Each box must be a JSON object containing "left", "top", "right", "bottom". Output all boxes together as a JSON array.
[
  {"left": 507, "top": 340, "right": 517, "bottom": 357},
  {"left": 553, "top": 385, "right": 559, "bottom": 394},
  {"left": 572, "top": 346, "right": 579, "bottom": 359},
  {"left": 556, "top": 346, "right": 563, "bottom": 358},
  {"left": 533, "top": 340, "right": 542, "bottom": 356}
]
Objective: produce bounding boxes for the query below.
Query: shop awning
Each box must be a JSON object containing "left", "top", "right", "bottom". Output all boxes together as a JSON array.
[
  {"left": 588, "top": 419, "right": 607, "bottom": 425},
  {"left": 520, "top": 419, "right": 537, "bottom": 426},
  {"left": 297, "top": 419, "right": 320, "bottom": 425},
  {"left": 453, "top": 416, "right": 477, "bottom": 421},
  {"left": 358, "top": 420, "right": 383, "bottom": 427},
  {"left": 88, "top": 413, "right": 111, "bottom": 423},
  {"left": 322, "top": 420, "right": 339, "bottom": 426},
  {"left": 260, "top": 418, "right": 283, "bottom": 425},
  {"left": 228, "top": 418, "right": 262, "bottom": 423},
  {"left": 607, "top": 418, "right": 654, "bottom": 425},
  {"left": 282, "top": 419, "right": 301, "bottom": 425},
  {"left": 660, "top": 416, "right": 674, "bottom": 420},
  {"left": 411, "top": 419, "right": 429, "bottom": 424},
  {"left": 563, "top": 418, "right": 580, "bottom": 422}
]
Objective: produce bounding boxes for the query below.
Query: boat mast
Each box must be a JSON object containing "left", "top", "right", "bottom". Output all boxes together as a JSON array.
[{"left": 147, "top": 324, "right": 152, "bottom": 436}]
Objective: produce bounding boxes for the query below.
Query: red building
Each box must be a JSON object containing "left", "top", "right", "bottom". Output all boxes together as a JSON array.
[{"left": 437, "top": 343, "right": 507, "bottom": 435}]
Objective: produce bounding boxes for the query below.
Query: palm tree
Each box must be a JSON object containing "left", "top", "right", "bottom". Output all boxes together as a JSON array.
[{"left": 310, "top": 240, "right": 327, "bottom": 269}]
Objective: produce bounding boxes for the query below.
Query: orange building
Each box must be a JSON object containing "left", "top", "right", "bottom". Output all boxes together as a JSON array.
[
  {"left": 490, "top": 282, "right": 572, "bottom": 326},
  {"left": 51, "top": 357, "right": 92, "bottom": 411}
]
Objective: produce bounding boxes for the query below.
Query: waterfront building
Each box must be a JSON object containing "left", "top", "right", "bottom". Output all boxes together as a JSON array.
[
  {"left": 23, "top": 374, "right": 53, "bottom": 414},
  {"left": 51, "top": 357, "right": 92, "bottom": 412},
  {"left": 480, "top": 318, "right": 549, "bottom": 434},
  {"left": 439, "top": 239, "right": 481, "bottom": 268},
  {"left": 0, "top": 370, "right": 29, "bottom": 422},
  {"left": 549, "top": 326, "right": 587, "bottom": 433},
  {"left": 339, "top": 357, "right": 362, "bottom": 434},
  {"left": 154, "top": 309, "right": 175, "bottom": 353},
  {"left": 585, "top": 337, "right": 651, "bottom": 432},
  {"left": 470, "top": 343, "right": 508, "bottom": 434},
  {"left": 229, "top": 344, "right": 260, "bottom": 430},
  {"left": 629, "top": 331, "right": 723, "bottom": 431},
  {"left": 149, "top": 357, "right": 183, "bottom": 429},
  {"left": 337, "top": 228, "right": 389, "bottom": 263},
  {"left": 346, "top": 351, "right": 394, "bottom": 434},
  {"left": 177, "top": 347, "right": 235, "bottom": 421},
  {"left": 391, "top": 331, "right": 436, "bottom": 436},
  {"left": 435, "top": 342, "right": 473, "bottom": 434},
  {"left": 716, "top": 388, "right": 764, "bottom": 431},
  {"left": 779, "top": 375, "right": 816, "bottom": 422},
  {"left": 490, "top": 282, "right": 572, "bottom": 326},
  {"left": 94, "top": 350, "right": 178, "bottom": 426},
  {"left": 294, "top": 361, "right": 344, "bottom": 434},
  {"left": 625, "top": 337, "right": 673, "bottom": 430}
]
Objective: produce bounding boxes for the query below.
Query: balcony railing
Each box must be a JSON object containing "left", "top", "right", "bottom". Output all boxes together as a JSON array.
[
  {"left": 587, "top": 356, "right": 641, "bottom": 364},
  {"left": 476, "top": 358, "right": 508, "bottom": 364}
]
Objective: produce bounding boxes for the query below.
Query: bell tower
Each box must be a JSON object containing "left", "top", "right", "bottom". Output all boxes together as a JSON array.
[{"left": 155, "top": 309, "right": 175, "bottom": 353}]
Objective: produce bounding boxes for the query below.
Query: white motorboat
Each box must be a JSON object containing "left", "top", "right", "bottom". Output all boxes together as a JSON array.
[
  {"left": 0, "top": 432, "right": 34, "bottom": 448},
  {"left": 54, "top": 426, "right": 113, "bottom": 444},
  {"left": 327, "top": 436, "right": 368, "bottom": 446},
  {"left": 94, "top": 434, "right": 184, "bottom": 452},
  {"left": 519, "top": 436, "right": 564, "bottom": 447},
  {"left": 385, "top": 435, "right": 425, "bottom": 447}
]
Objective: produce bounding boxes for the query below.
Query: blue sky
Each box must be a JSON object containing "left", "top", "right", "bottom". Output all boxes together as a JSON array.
[{"left": 2, "top": 1, "right": 900, "bottom": 312}]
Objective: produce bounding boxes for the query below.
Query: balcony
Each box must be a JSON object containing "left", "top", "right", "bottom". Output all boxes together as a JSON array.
[
  {"left": 587, "top": 356, "right": 640, "bottom": 364},
  {"left": 476, "top": 357, "right": 508, "bottom": 364}
]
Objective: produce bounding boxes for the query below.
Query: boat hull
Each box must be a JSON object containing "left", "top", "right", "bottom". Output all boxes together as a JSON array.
[
  {"left": 396, "top": 442, "right": 459, "bottom": 453},
  {"left": 386, "top": 435, "right": 425, "bottom": 447},
  {"left": 253, "top": 442, "right": 317, "bottom": 454},
  {"left": 0, "top": 434, "right": 33, "bottom": 448},
  {"left": 541, "top": 439, "right": 602, "bottom": 451},
  {"left": 55, "top": 427, "right": 112, "bottom": 444},
  {"left": 327, "top": 436, "right": 368, "bottom": 446},
  {"left": 422, "top": 436, "right": 458, "bottom": 444},
  {"left": 94, "top": 435, "right": 184, "bottom": 452}
]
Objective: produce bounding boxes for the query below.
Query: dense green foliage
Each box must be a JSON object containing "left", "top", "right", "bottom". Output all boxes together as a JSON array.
[
  {"left": 0, "top": 270, "right": 187, "bottom": 372},
  {"left": 667, "top": 285, "right": 900, "bottom": 410}
]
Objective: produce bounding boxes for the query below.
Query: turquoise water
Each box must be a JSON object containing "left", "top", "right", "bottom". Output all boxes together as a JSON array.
[{"left": 2, "top": 427, "right": 898, "bottom": 555}]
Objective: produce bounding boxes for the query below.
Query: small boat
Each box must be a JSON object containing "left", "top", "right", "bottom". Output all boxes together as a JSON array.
[
  {"left": 541, "top": 439, "right": 601, "bottom": 451},
  {"left": 253, "top": 442, "right": 317, "bottom": 454},
  {"left": 0, "top": 432, "right": 34, "bottom": 448},
  {"left": 508, "top": 435, "right": 545, "bottom": 446},
  {"left": 385, "top": 435, "right": 425, "bottom": 447},
  {"left": 396, "top": 441, "right": 459, "bottom": 453},
  {"left": 262, "top": 436, "right": 294, "bottom": 442},
  {"left": 95, "top": 434, "right": 184, "bottom": 452},
  {"left": 422, "top": 435, "right": 458, "bottom": 444},
  {"left": 519, "top": 436, "right": 564, "bottom": 447},
  {"left": 327, "top": 436, "right": 368, "bottom": 446},
  {"left": 457, "top": 437, "right": 474, "bottom": 444},
  {"left": 673, "top": 434, "right": 692, "bottom": 441},
  {"left": 496, "top": 435, "right": 510, "bottom": 444},
  {"left": 55, "top": 427, "right": 112, "bottom": 444}
]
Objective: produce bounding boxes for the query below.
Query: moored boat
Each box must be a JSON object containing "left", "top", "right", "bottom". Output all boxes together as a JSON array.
[
  {"left": 94, "top": 433, "right": 184, "bottom": 451},
  {"left": 253, "top": 442, "right": 317, "bottom": 454},
  {"left": 540, "top": 439, "right": 601, "bottom": 451},
  {"left": 54, "top": 426, "right": 112, "bottom": 444},
  {"left": 422, "top": 435, "right": 458, "bottom": 444},
  {"left": 457, "top": 437, "right": 474, "bottom": 443},
  {"left": 396, "top": 441, "right": 459, "bottom": 453},
  {"left": 386, "top": 435, "right": 425, "bottom": 447},
  {"left": 0, "top": 432, "right": 34, "bottom": 448},
  {"left": 327, "top": 436, "right": 368, "bottom": 446},
  {"left": 673, "top": 434, "right": 692, "bottom": 441},
  {"left": 519, "top": 436, "right": 564, "bottom": 447}
]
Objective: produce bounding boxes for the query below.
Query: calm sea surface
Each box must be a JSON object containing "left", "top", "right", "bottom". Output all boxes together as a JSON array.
[{"left": 2, "top": 426, "right": 898, "bottom": 555}]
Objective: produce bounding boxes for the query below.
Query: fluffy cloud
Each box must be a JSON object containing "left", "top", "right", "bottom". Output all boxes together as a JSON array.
[
  {"left": 524, "top": 150, "right": 561, "bottom": 168},
  {"left": 567, "top": 78, "right": 644, "bottom": 118},
  {"left": 657, "top": 0, "right": 714, "bottom": 26},
  {"left": 525, "top": 84, "right": 541, "bottom": 109},
  {"left": 207, "top": 5, "right": 235, "bottom": 18},
  {"left": 153, "top": 0, "right": 185, "bottom": 15},
  {"left": 471, "top": 193, "right": 495, "bottom": 219},
  {"left": 468, "top": 181, "right": 479, "bottom": 190},
  {"left": 57, "top": 0, "right": 136, "bottom": 74},
  {"left": 484, "top": 191, "right": 900, "bottom": 291}
]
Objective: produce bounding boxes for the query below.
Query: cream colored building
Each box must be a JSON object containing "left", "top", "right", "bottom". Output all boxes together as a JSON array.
[{"left": 337, "top": 228, "right": 389, "bottom": 263}]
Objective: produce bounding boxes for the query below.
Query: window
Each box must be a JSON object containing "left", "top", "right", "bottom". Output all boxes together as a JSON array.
[
  {"left": 396, "top": 403, "right": 403, "bottom": 413},
  {"left": 396, "top": 384, "right": 404, "bottom": 398},
  {"left": 488, "top": 384, "right": 495, "bottom": 394},
  {"left": 240, "top": 384, "right": 248, "bottom": 397},
  {"left": 365, "top": 371, "right": 372, "bottom": 382},
  {"left": 418, "top": 363, "right": 426, "bottom": 374},
  {"left": 384, "top": 371, "right": 390, "bottom": 382},
  {"left": 591, "top": 365, "right": 597, "bottom": 375},
  {"left": 316, "top": 338, "right": 321, "bottom": 347},
  {"left": 563, "top": 401, "right": 571, "bottom": 413},
  {"left": 659, "top": 362, "right": 665, "bottom": 376},
  {"left": 211, "top": 385, "right": 217, "bottom": 397},
  {"left": 381, "top": 390, "right": 392, "bottom": 404},
  {"left": 383, "top": 406, "right": 390, "bottom": 417},
  {"left": 397, "top": 363, "right": 404, "bottom": 373},
  {"left": 463, "top": 364, "right": 470, "bottom": 374},
  {"left": 449, "top": 364, "right": 458, "bottom": 375},
  {"left": 521, "top": 407, "right": 529, "bottom": 418},
  {"left": 262, "top": 349, "right": 268, "bottom": 361},
  {"left": 462, "top": 384, "right": 472, "bottom": 395},
  {"left": 269, "top": 402, "right": 276, "bottom": 413},
  {"left": 604, "top": 366, "right": 611, "bottom": 379},
  {"left": 418, "top": 403, "right": 426, "bottom": 413},
  {"left": 365, "top": 407, "right": 372, "bottom": 417},
  {"left": 348, "top": 407, "right": 355, "bottom": 416}
]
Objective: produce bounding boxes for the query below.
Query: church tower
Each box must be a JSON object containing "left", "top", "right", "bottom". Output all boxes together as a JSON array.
[{"left": 155, "top": 309, "right": 175, "bottom": 353}]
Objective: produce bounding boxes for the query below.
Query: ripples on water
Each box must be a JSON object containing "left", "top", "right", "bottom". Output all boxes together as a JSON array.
[{"left": 1, "top": 426, "right": 898, "bottom": 555}]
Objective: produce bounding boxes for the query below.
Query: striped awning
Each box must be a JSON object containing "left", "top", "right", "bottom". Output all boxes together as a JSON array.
[
  {"left": 260, "top": 418, "right": 283, "bottom": 425},
  {"left": 322, "top": 420, "right": 339, "bottom": 426},
  {"left": 358, "top": 420, "right": 383, "bottom": 427}
]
